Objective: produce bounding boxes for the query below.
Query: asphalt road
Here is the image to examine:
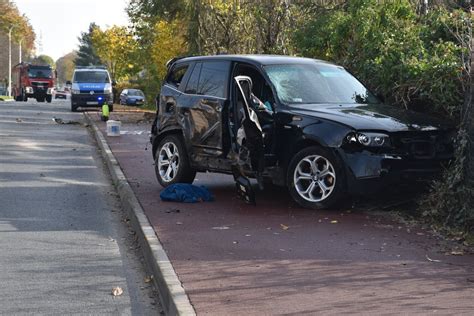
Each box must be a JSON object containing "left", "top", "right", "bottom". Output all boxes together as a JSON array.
[
  {"left": 90, "top": 112, "right": 474, "bottom": 315},
  {"left": 0, "top": 99, "right": 159, "bottom": 314}
]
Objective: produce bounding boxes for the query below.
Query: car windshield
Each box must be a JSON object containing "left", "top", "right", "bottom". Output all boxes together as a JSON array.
[
  {"left": 28, "top": 68, "right": 52, "bottom": 79},
  {"left": 128, "top": 90, "right": 144, "bottom": 96},
  {"left": 73, "top": 71, "right": 109, "bottom": 83},
  {"left": 264, "top": 63, "right": 379, "bottom": 105}
]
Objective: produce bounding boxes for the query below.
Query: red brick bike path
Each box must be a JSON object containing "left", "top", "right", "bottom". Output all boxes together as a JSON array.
[{"left": 91, "top": 112, "right": 474, "bottom": 315}]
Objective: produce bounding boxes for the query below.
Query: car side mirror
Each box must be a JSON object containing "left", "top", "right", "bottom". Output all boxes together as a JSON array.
[{"left": 66, "top": 80, "right": 72, "bottom": 85}]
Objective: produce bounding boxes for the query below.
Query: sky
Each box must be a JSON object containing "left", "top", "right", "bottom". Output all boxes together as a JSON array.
[{"left": 14, "top": 0, "right": 129, "bottom": 61}]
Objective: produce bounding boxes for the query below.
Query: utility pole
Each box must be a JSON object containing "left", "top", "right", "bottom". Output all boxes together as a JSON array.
[
  {"left": 8, "top": 26, "right": 13, "bottom": 97},
  {"left": 19, "top": 39, "right": 22, "bottom": 64}
]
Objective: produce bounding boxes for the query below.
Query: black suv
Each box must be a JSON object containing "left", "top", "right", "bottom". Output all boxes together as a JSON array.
[{"left": 150, "top": 55, "right": 454, "bottom": 209}]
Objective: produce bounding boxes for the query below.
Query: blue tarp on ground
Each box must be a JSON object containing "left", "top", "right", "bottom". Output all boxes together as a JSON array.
[{"left": 160, "top": 183, "right": 214, "bottom": 203}]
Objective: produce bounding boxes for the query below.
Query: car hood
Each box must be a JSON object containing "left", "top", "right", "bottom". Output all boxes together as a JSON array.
[{"left": 289, "top": 103, "right": 453, "bottom": 132}]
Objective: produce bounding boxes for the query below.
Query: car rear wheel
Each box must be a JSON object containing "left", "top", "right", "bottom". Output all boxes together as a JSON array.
[
  {"left": 154, "top": 134, "right": 196, "bottom": 187},
  {"left": 287, "top": 146, "right": 344, "bottom": 209}
]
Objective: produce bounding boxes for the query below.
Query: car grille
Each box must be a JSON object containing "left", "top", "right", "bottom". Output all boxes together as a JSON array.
[
  {"left": 391, "top": 131, "right": 454, "bottom": 160},
  {"left": 31, "top": 81, "right": 48, "bottom": 90},
  {"left": 79, "top": 90, "right": 104, "bottom": 94}
]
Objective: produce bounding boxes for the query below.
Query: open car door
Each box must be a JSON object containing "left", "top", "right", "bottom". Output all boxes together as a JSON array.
[{"left": 232, "top": 76, "right": 265, "bottom": 204}]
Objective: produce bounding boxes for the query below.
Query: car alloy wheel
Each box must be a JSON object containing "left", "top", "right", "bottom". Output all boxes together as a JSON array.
[
  {"left": 293, "top": 154, "right": 336, "bottom": 202},
  {"left": 158, "top": 142, "right": 180, "bottom": 183}
]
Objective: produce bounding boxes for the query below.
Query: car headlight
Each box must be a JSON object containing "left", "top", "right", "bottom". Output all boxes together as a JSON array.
[
  {"left": 104, "top": 86, "right": 112, "bottom": 94},
  {"left": 71, "top": 88, "right": 80, "bottom": 94},
  {"left": 346, "top": 132, "right": 391, "bottom": 147}
]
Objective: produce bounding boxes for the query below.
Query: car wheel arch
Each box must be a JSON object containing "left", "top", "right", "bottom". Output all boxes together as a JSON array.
[
  {"left": 152, "top": 129, "right": 186, "bottom": 159},
  {"left": 282, "top": 137, "right": 326, "bottom": 169},
  {"left": 281, "top": 137, "right": 347, "bottom": 186}
]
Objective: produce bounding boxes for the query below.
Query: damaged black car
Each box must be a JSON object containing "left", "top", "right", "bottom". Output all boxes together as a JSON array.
[{"left": 150, "top": 55, "right": 454, "bottom": 209}]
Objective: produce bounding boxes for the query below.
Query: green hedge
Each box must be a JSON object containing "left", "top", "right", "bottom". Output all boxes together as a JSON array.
[{"left": 293, "top": 0, "right": 465, "bottom": 118}]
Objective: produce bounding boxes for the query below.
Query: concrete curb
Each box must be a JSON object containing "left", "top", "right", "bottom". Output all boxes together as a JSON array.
[{"left": 84, "top": 113, "right": 196, "bottom": 316}]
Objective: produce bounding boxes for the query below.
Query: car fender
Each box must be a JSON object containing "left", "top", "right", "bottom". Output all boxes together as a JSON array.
[{"left": 152, "top": 126, "right": 185, "bottom": 159}]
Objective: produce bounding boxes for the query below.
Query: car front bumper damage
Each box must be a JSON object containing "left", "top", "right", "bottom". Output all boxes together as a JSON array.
[{"left": 338, "top": 149, "right": 451, "bottom": 194}]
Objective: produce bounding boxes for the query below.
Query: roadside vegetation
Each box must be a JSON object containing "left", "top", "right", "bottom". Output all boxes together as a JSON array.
[
  {"left": 74, "top": 0, "right": 472, "bottom": 235},
  {"left": 0, "top": 0, "right": 35, "bottom": 88},
  {"left": 0, "top": 95, "right": 13, "bottom": 101}
]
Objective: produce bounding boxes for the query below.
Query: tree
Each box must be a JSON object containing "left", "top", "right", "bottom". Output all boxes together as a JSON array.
[
  {"left": 55, "top": 51, "right": 77, "bottom": 84},
  {"left": 148, "top": 20, "right": 187, "bottom": 79},
  {"left": 30, "top": 54, "right": 55, "bottom": 67},
  {"left": 90, "top": 25, "right": 139, "bottom": 81},
  {"left": 75, "top": 23, "right": 101, "bottom": 66},
  {"left": 0, "top": 0, "right": 35, "bottom": 53}
]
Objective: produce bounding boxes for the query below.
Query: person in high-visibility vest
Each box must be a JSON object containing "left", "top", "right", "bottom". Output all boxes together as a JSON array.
[{"left": 101, "top": 103, "right": 109, "bottom": 122}]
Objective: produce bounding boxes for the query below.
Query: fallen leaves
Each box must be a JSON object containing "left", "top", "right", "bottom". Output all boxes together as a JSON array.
[
  {"left": 144, "top": 275, "right": 153, "bottom": 283},
  {"left": 112, "top": 286, "right": 123, "bottom": 296},
  {"left": 330, "top": 220, "right": 338, "bottom": 224},
  {"left": 280, "top": 224, "right": 289, "bottom": 231}
]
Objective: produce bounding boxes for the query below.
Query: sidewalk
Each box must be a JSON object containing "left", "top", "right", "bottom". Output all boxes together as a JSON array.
[{"left": 88, "top": 110, "right": 474, "bottom": 315}]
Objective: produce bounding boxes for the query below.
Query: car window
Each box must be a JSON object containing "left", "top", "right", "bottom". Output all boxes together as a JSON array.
[
  {"left": 167, "top": 64, "right": 189, "bottom": 88},
  {"left": 265, "top": 63, "right": 379, "bottom": 105},
  {"left": 73, "top": 71, "right": 110, "bottom": 83},
  {"left": 185, "top": 63, "right": 202, "bottom": 94},
  {"left": 28, "top": 68, "right": 52, "bottom": 79},
  {"left": 129, "top": 90, "right": 144, "bottom": 96},
  {"left": 197, "top": 61, "right": 230, "bottom": 98}
]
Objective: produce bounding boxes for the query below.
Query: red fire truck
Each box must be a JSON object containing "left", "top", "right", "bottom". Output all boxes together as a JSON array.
[{"left": 12, "top": 63, "right": 55, "bottom": 103}]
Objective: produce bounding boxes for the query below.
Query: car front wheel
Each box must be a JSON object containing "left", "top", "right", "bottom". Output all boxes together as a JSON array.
[
  {"left": 287, "top": 146, "right": 344, "bottom": 209},
  {"left": 155, "top": 135, "right": 196, "bottom": 187}
]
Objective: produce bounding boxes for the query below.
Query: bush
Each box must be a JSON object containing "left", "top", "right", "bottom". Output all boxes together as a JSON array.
[
  {"left": 292, "top": 0, "right": 464, "bottom": 117},
  {"left": 293, "top": 0, "right": 472, "bottom": 233}
]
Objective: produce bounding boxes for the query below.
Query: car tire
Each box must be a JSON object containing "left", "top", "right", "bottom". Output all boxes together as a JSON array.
[
  {"left": 71, "top": 103, "right": 78, "bottom": 112},
  {"left": 46, "top": 95, "right": 52, "bottom": 103},
  {"left": 287, "top": 146, "right": 344, "bottom": 209},
  {"left": 154, "top": 134, "right": 196, "bottom": 187}
]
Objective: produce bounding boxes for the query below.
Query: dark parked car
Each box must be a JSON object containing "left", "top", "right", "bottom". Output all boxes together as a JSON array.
[
  {"left": 119, "top": 89, "right": 145, "bottom": 106},
  {"left": 150, "top": 55, "right": 454, "bottom": 209}
]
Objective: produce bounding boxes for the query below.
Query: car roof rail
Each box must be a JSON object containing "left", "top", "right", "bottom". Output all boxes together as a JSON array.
[
  {"left": 166, "top": 55, "right": 193, "bottom": 69},
  {"left": 75, "top": 65, "right": 107, "bottom": 70}
]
